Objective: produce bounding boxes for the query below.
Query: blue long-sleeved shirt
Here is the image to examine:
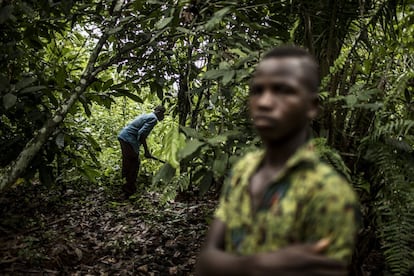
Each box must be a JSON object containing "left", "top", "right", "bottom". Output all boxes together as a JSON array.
[{"left": 118, "top": 112, "right": 158, "bottom": 154}]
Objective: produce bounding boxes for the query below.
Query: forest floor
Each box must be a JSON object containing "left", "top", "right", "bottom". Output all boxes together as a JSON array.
[{"left": 0, "top": 181, "right": 216, "bottom": 275}]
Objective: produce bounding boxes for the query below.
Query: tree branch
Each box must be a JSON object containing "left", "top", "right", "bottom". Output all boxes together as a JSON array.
[{"left": 0, "top": 3, "right": 127, "bottom": 192}]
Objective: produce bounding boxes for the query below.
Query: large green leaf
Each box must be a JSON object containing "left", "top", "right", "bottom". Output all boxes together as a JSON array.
[
  {"left": 178, "top": 139, "right": 205, "bottom": 160},
  {"left": 222, "top": 70, "right": 235, "bottom": 85},
  {"left": 180, "top": 126, "right": 202, "bottom": 139},
  {"left": 152, "top": 163, "right": 176, "bottom": 185},
  {"left": 15, "top": 77, "right": 36, "bottom": 91},
  {"left": 204, "top": 7, "right": 231, "bottom": 30},
  {"left": 113, "top": 89, "right": 143, "bottom": 103},
  {"left": 207, "top": 135, "right": 228, "bottom": 145},
  {"left": 213, "top": 153, "right": 228, "bottom": 177},
  {"left": 199, "top": 170, "right": 214, "bottom": 195},
  {"left": 203, "top": 69, "right": 226, "bottom": 80},
  {"left": 3, "top": 93, "right": 17, "bottom": 109},
  {"left": 20, "top": 85, "right": 47, "bottom": 93}
]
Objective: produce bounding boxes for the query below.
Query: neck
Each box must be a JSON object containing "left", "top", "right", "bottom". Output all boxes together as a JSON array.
[{"left": 262, "top": 128, "right": 308, "bottom": 168}]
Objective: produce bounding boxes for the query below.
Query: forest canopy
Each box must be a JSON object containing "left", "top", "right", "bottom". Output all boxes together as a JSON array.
[{"left": 1, "top": 0, "right": 413, "bottom": 275}]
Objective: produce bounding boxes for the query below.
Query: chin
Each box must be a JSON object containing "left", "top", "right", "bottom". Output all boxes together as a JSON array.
[{"left": 256, "top": 128, "right": 284, "bottom": 140}]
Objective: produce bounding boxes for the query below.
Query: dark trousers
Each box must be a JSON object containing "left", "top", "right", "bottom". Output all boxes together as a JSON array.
[{"left": 118, "top": 138, "right": 140, "bottom": 194}]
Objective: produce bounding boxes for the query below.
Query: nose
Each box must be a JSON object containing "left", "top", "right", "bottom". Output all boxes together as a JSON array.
[{"left": 256, "top": 90, "right": 275, "bottom": 110}]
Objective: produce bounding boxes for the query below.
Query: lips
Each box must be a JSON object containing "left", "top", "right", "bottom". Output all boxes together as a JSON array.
[{"left": 253, "top": 115, "right": 279, "bottom": 128}]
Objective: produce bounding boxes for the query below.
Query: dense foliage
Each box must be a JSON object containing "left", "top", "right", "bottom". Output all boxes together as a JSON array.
[{"left": 1, "top": 0, "right": 413, "bottom": 274}]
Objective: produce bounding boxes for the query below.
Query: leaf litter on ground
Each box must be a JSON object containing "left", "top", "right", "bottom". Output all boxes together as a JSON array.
[{"left": 0, "top": 182, "right": 217, "bottom": 275}]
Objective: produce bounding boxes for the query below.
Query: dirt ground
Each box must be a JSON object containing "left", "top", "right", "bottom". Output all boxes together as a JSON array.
[{"left": 0, "top": 182, "right": 216, "bottom": 275}]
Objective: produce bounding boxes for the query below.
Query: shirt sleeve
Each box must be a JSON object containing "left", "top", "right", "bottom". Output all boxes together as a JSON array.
[
  {"left": 304, "top": 174, "right": 359, "bottom": 262},
  {"left": 215, "top": 174, "right": 233, "bottom": 223},
  {"left": 137, "top": 117, "right": 157, "bottom": 142}
]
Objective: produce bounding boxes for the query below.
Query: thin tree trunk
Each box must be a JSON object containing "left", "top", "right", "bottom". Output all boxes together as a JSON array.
[{"left": 0, "top": 31, "right": 110, "bottom": 192}]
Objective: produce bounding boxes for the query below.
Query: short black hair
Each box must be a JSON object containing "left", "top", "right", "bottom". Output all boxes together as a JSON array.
[
  {"left": 262, "top": 45, "right": 320, "bottom": 93},
  {"left": 154, "top": 105, "right": 166, "bottom": 114}
]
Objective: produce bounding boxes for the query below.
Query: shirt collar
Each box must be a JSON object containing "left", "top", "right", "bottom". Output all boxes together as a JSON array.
[
  {"left": 250, "top": 141, "right": 318, "bottom": 182},
  {"left": 151, "top": 112, "right": 159, "bottom": 121},
  {"left": 284, "top": 141, "right": 318, "bottom": 170}
]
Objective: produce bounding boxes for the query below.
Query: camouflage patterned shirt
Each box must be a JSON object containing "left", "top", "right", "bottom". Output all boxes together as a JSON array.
[{"left": 215, "top": 143, "right": 358, "bottom": 262}]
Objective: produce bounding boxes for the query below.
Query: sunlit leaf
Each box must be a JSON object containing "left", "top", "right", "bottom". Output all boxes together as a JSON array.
[
  {"left": 55, "top": 133, "right": 65, "bottom": 148},
  {"left": 155, "top": 16, "right": 173, "bottom": 30}
]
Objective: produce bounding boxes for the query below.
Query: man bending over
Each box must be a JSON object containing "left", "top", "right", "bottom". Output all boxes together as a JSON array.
[{"left": 118, "top": 105, "right": 165, "bottom": 197}]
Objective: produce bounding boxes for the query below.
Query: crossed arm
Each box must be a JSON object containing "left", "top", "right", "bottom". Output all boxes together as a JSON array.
[{"left": 196, "top": 219, "right": 347, "bottom": 276}]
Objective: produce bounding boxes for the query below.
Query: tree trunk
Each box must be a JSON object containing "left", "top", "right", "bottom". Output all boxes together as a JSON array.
[{"left": 0, "top": 31, "right": 110, "bottom": 192}]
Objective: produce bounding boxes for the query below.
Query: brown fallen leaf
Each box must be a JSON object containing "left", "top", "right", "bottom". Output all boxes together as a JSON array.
[{"left": 169, "top": 266, "right": 178, "bottom": 275}]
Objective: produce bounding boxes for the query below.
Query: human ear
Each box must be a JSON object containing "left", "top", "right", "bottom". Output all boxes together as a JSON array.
[{"left": 307, "top": 95, "right": 319, "bottom": 120}]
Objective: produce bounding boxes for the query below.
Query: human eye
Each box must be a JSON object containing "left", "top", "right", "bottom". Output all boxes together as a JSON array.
[
  {"left": 249, "top": 84, "right": 264, "bottom": 95},
  {"left": 271, "top": 84, "right": 295, "bottom": 95}
]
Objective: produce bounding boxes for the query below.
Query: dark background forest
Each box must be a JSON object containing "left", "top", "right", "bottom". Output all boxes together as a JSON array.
[{"left": 1, "top": 0, "right": 413, "bottom": 275}]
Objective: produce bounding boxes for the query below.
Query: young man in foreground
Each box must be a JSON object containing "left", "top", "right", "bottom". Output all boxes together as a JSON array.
[
  {"left": 118, "top": 105, "right": 165, "bottom": 196},
  {"left": 197, "top": 46, "right": 358, "bottom": 275}
]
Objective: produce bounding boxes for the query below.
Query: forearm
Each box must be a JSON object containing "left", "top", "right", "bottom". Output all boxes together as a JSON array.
[
  {"left": 197, "top": 248, "right": 251, "bottom": 276},
  {"left": 197, "top": 219, "right": 343, "bottom": 276},
  {"left": 140, "top": 137, "right": 149, "bottom": 153},
  {"left": 197, "top": 244, "right": 347, "bottom": 276}
]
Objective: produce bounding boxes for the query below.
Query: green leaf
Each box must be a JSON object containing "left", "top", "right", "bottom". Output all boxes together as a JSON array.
[
  {"left": 205, "top": 7, "right": 231, "bottom": 30},
  {"left": 3, "top": 93, "right": 17, "bottom": 109},
  {"left": 0, "top": 5, "right": 13, "bottom": 24},
  {"left": 20, "top": 85, "right": 47, "bottom": 93},
  {"left": 155, "top": 16, "right": 173, "bottom": 30},
  {"left": 81, "top": 100, "right": 91, "bottom": 117},
  {"left": 207, "top": 131, "right": 241, "bottom": 145},
  {"left": 213, "top": 154, "right": 228, "bottom": 177},
  {"left": 102, "top": 79, "right": 113, "bottom": 91},
  {"left": 15, "top": 77, "right": 36, "bottom": 91},
  {"left": 79, "top": 165, "right": 100, "bottom": 182},
  {"left": 203, "top": 69, "right": 226, "bottom": 80},
  {"left": 199, "top": 171, "right": 214, "bottom": 195},
  {"left": 344, "top": 95, "right": 357, "bottom": 106},
  {"left": 222, "top": 70, "right": 235, "bottom": 85},
  {"left": 152, "top": 163, "right": 176, "bottom": 185},
  {"left": 178, "top": 139, "right": 205, "bottom": 160},
  {"left": 107, "top": 26, "right": 123, "bottom": 35},
  {"left": 56, "top": 67, "right": 66, "bottom": 87},
  {"left": 55, "top": 133, "right": 65, "bottom": 149},
  {"left": 176, "top": 27, "right": 193, "bottom": 34},
  {"left": 180, "top": 126, "right": 202, "bottom": 139},
  {"left": 207, "top": 135, "right": 228, "bottom": 145},
  {"left": 228, "top": 48, "right": 247, "bottom": 58},
  {"left": 113, "top": 89, "right": 143, "bottom": 103},
  {"left": 85, "top": 134, "right": 101, "bottom": 151}
]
